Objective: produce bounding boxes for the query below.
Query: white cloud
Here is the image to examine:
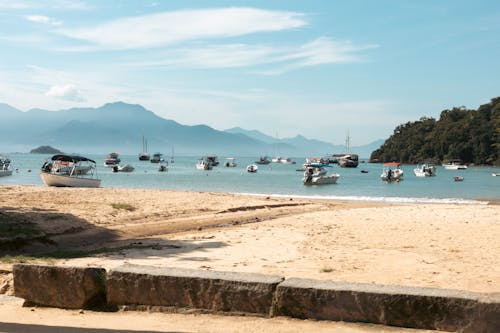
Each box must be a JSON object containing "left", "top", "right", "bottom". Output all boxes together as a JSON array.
[
  {"left": 25, "top": 15, "right": 62, "bottom": 25},
  {"left": 56, "top": 7, "right": 307, "bottom": 49},
  {"left": 0, "top": 0, "right": 89, "bottom": 10},
  {"left": 45, "top": 84, "right": 85, "bottom": 102},
  {"left": 125, "top": 37, "right": 377, "bottom": 73}
]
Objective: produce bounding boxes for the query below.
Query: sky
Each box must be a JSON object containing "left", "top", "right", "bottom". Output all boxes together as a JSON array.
[{"left": 0, "top": 0, "right": 499, "bottom": 146}]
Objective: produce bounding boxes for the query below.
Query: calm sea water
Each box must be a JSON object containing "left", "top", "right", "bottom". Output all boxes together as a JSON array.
[{"left": 1, "top": 153, "right": 499, "bottom": 204}]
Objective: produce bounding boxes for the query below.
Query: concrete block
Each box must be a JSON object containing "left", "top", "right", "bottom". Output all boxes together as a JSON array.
[
  {"left": 13, "top": 264, "right": 106, "bottom": 309},
  {"left": 107, "top": 264, "right": 283, "bottom": 316}
]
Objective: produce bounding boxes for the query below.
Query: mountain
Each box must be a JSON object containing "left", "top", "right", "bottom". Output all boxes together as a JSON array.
[{"left": 0, "top": 101, "right": 382, "bottom": 157}]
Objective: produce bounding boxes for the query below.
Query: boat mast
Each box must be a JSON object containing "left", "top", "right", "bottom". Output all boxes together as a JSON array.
[{"left": 345, "top": 130, "right": 351, "bottom": 153}]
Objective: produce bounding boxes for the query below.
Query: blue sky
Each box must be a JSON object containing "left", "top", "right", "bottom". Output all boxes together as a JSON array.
[{"left": 1, "top": 0, "right": 499, "bottom": 145}]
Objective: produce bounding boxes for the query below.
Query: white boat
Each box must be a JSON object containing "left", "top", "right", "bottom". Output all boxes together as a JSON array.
[
  {"left": 40, "top": 155, "right": 101, "bottom": 188},
  {"left": 492, "top": 173, "right": 500, "bottom": 177},
  {"left": 413, "top": 163, "right": 437, "bottom": 177},
  {"left": 104, "top": 152, "right": 121, "bottom": 167},
  {"left": 246, "top": 164, "right": 258, "bottom": 173},
  {"left": 196, "top": 158, "right": 212, "bottom": 170},
  {"left": 442, "top": 160, "right": 467, "bottom": 170},
  {"left": 302, "top": 165, "right": 339, "bottom": 185},
  {"left": 381, "top": 162, "right": 404, "bottom": 182},
  {"left": 158, "top": 163, "right": 168, "bottom": 172},
  {"left": 0, "top": 156, "right": 12, "bottom": 177},
  {"left": 272, "top": 157, "right": 295, "bottom": 164},
  {"left": 112, "top": 164, "right": 135, "bottom": 173},
  {"left": 224, "top": 157, "right": 237, "bottom": 167}
]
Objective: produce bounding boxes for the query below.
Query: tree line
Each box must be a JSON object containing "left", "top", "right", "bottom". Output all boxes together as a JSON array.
[{"left": 370, "top": 97, "right": 500, "bottom": 165}]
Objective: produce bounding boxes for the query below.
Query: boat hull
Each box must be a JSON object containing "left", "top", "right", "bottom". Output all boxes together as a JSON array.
[
  {"left": 303, "top": 175, "right": 339, "bottom": 185},
  {"left": 40, "top": 172, "right": 101, "bottom": 188},
  {"left": 0, "top": 170, "right": 12, "bottom": 177}
]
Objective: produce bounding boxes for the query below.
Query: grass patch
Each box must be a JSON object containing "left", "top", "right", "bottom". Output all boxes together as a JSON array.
[
  {"left": 320, "top": 267, "right": 334, "bottom": 273},
  {"left": 110, "top": 203, "right": 136, "bottom": 211}
]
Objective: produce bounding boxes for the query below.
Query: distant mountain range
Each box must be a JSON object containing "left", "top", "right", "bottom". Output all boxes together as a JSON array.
[{"left": 0, "top": 102, "right": 382, "bottom": 157}]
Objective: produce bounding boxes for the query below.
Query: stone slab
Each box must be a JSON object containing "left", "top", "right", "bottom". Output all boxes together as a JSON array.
[
  {"left": 13, "top": 264, "right": 106, "bottom": 309},
  {"left": 107, "top": 264, "right": 283, "bottom": 316},
  {"left": 274, "top": 278, "right": 499, "bottom": 332}
]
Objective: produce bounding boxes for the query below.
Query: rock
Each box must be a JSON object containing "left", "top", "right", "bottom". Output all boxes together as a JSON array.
[
  {"left": 29, "top": 146, "right": 63, "bottom": 154},
  {"left": 107, "top": 264, "right": 283, "bottom": 316},
  {"left": 273, "top": 278, "right": 499, "bottom": 332},
  {"left": 13, "top": 264, "right": 106, "bottom": 309}
]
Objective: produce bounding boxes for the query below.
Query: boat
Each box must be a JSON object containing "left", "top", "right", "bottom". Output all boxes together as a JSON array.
[
  {"left": 246, "top": 164, "right": 258, "bottom": 173},
  {"left": 442, "top": 160, "right": 467, "bottom": 170},
  {"left": 305, "top": 157, "right": 329, "bottom": 167},
  {"left": 302, "top": 165, "right": 339, "bottom": 185},
  {"left": 361, "top": 169, "right": 369, "bottom": 173},
  {"left": 492, "top": 173, "right": 500, "bottom": 177},
  {"left": 381, "top": 162, "right": 404, "bottom": 182},
  {"left": 413, "top": 163, "right": 437, "bottom": 177},
  {"left": 104, "top": 152, "right": 121, "bottom": 167},
  {"left": 224, "top": 157, "right": 237, "bottom": 167},
  {"left": 338, "top": 154, "right": 359, "bottom": 168},
  {"left": 255, "top": 156, "right": 271, "bottom": 165},
  {"left": 196, "top": 158, "right": 212, "bottom": 170},
  {"left": 158, "top": 162, "right": 168, "bottom": 172},
  {"left": 454, "top": 176, "right": 464, "bottom": 182},
  {"left": 271, "top": 156, "right": 281, "bottom": 163},
  {"left": 112, "top": 164, "right": 135, "bottom": 173},
  {"left": 273, "top": 157, "right": 295, "bottom": 164},
  {"left": 150, "top": 153, "right": 164, "bottom": 163},
  {"left": 206, "top": 155, "right": 219, "bottom": 166},
  {"left": 40, "top": 155, "right": 101, "bottom": 188},
  {"left": 139, "top": 136, "right": 150, "bottom": 161},
  {"left": 0, "top": 155, "right": 12, "bottom": 177}
]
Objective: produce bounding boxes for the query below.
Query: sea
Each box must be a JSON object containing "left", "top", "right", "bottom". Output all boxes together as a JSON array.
[{"left": 2, "top": 153, "right": 499, "bottom": 204}]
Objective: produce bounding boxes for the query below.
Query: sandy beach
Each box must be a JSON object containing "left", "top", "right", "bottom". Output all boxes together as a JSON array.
[{"left": 0, "top": 185, "right": 499, "bottom": 332}]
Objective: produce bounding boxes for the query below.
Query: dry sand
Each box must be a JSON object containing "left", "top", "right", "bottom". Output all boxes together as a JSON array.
[{"left": 0, "top": 185, "right": 498, "bottom": 332}]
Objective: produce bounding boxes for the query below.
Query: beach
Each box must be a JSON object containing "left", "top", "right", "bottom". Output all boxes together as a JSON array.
[{"left": 0, "top": 185, "right": 499, "bottom": 332}]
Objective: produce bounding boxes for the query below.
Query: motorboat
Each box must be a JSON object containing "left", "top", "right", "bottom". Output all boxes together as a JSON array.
[
  {"left": 112, "top": 164, "right": 135, "bottom": 173},
  {"left": 255, "top": 156, "right": 271, "bottom": 165},
  {"left": 224, "top": 157, "right": 237, "bottom": 167},
  {"left": 305, "top": 157, "right": 329, "bottom": 167},
  {"left": 196, "top": 158, "right": 212, "bottom": 170},
  {"left": 442, "top": 160, "right": 467, "bottom": 170},
  {"left": 104, "top": 152, "right": 121, "bottom": 167},
  {"left": 0, "top": 156, "right": 12, "bottom": 177},
  {"left": 492, "top": 173, "right": 500, "bottom": 177},
  {"left": 381, "top": 162, "right": 404, "bottom": 182},
  {"left": 273, "top": 157, "right": 295, "bottom": 164},
  {"left": 247, "top": 164, "right": 258, "bottom": 173},
  {"left": 338, "top": 154, "right": 359, "bottom": 168},
  {"left": 158, "top": 162, "right": 168, "bottom": 172},
  {"left": 302, "top": 165, "right": 339, "bottom": 185},
  {"left": 150, "top": 153, "right": 164, "bottom": 163},
  {"left": 138, "top": 136, "right": 150, "bottom": 161},
  {"left": 413, "top": 163, "right": 437, "bottom": 177},
  {"left": 40, "top": 155, "right": 101, "bottom": 188},
  {"left": 454, "top": 176, "right": 464, "bottom": 182},
  {"left": 206, "top": 155, "right": 219, "bottom": 166}
]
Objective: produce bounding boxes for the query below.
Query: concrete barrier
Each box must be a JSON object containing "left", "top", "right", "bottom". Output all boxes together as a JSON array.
[
  {"left": 273, "top": 278, "right": 499, "bottom": 332},
  {"left": 13, "top": 264, "right": 106, "bottom": 309},
  {"left": 11, "top": 264, "right": 499, "bottom": 332},
  {"left": 106, "top": 264, "right": 283, "bottom": 316}
]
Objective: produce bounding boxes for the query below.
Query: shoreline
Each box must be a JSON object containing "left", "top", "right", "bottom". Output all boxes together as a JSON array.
[{"left": 0, "top": 185, "right": 499, "bottom": 295}]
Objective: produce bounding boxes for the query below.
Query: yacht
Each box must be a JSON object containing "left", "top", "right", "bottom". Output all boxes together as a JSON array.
[{"left": 442, "top": 160, "right": 467, "bottom": 170}]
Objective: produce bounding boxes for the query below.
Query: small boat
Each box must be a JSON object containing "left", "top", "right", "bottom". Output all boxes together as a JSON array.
[
  {"left": 381, "top": 162, "right": 404, "bottom": 182},
  {"left": 0, "top": 156, "right": 12, "bottom": 177},
  {"left": 272, "top": 157, "right": 295, "bottom": 164},
  {"left": 413, "top": 163, "right": 437, "bottom": 177},
  {"left": 150, "top": 153, "right": 164, "bottom": 163},
  {"left": 454, "top": 176, "right": 464, "bottom": 182},
  {"left": 443, "top": 160, "right": 467, "bottom": 170},
  {"left": 104, "top": 152, "right": 121, "bottom": 167},
  {"left": 158, "top": 162, "right": 168, "bottom": 172},
  {"left": 112, "top": 164, "right": 135, "bottom": 173},
  {"left": 305, "top": 157, "right": 329, "bottom": 167},
  {"left": 361, "top": 169, "right": 369, "bottom": 173},
  {"left": 338, "top": 154, "right": 359, "bottom": 168},
  {"left": 196, "top": 158, "right": 212, "bottom": 170},
  {"left": 206, "top": 155, "right": 219, "bottom": 166},
  {"left": 246, "top": 164, "right": 258, "bottom": 173},
  {"left": 40, "top": 155, "right": 101, "bottom": 188},
  {"left": 224, "top": 157, "right": 237, "bottom": 167},
  {"left": 139, "top": 136, "right": 150, "bottom": 161},
  {"left": 302, "top": 165, "right": 339, "bottom": 185},
  {"left": 255, "top": 156, "right": 271, "bottom": 165},
  {"left": 492, "top": 173, "right": 500, "bottom": 177}
]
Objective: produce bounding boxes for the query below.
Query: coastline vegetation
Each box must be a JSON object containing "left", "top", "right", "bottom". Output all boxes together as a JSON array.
[{"left": 370, "top": 97, "right": 500, "bottom": 165}]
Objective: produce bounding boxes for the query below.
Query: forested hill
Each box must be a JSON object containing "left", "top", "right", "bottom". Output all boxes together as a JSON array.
[{"left": 370, "top": 97, "right": 500, "bottom": 165}]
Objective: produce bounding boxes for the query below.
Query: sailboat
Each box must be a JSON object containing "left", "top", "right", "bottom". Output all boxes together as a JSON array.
[
  {"left": 138, "top": 136, "right": 150, "bottom": 161},
  {"left": 338, "top": 131, "right": 359, "bottom": 168},
  {"left": 170, "top": 146, "right": 175, "bottom": 163}
]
